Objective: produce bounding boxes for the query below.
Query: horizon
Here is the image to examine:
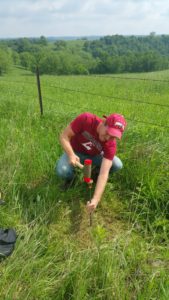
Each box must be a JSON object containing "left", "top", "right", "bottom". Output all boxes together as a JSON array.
[{"left": 0, "top": 33, "right": 168, "bottom": 41}]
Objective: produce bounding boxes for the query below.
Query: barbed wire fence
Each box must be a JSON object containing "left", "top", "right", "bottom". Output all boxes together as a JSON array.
[
  {"left": 0, "top": 66, "right": 169, "bottom": 189},
  {"left": 0, "top": 66, "right": 169, "bottom": 128},
  {"left": 0, "top": 68, "right": 169, "bottom": 128}
]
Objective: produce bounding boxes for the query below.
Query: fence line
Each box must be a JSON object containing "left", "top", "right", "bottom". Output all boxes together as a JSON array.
[
  {"left": 9, "top": 65, "right": 169, "bottom": 83},
  {"left": 1, "top": 76, "right": 169, "bottom": 109},
  {"left": 0, "top": 90, "right": 37, "bottom": 100},
  {"left": 44, "top": 84, "right": 169, "bottom": 109},
  {"left": 45, "top": 97, "right": 169, "bottom": 129},
  {"left": 1, "top": 71, "right": 169, "bottom": 127},
  {"left": 0, "top": 85, "right": 168, "bottom": 128},
  {"left": 84, "top": 74, "right": 169, "bottom": 83},
  {"left": 0, "top": 79, "right": 36, "bottom": 86}
]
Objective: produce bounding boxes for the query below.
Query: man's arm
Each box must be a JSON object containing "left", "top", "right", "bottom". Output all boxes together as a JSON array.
[
  {"left": 87, "top": 158, "right": 112, "bottom": 213},
  {"left": 60, "top": 125, "right": 81, "bottom": 166}
]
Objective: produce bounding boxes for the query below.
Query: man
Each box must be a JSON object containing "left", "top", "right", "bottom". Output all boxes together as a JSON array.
[{"left": 56, "top": 112, "right": 127, "bottom": 214}]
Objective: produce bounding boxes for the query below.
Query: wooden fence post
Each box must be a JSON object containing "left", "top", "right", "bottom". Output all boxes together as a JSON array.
[{"left": 36, "top": 66, "right": 43, "bottom": 116}]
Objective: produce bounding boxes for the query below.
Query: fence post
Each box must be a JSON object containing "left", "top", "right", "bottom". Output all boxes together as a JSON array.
[{"left": 36, "top": 66, "right": 43, "bottom": 116}]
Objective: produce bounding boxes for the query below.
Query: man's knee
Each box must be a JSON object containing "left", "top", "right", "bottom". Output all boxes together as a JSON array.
[
  {"left": 116, "top": 158, "right": 123, "bottom": 170},
  {"left": 55, "top": 160, "right": 74, "bottom": 180},
  {"left": 111, "top": 156, "right": 123, "bottom": 172},
  {"left": 56, "top": 163, "right": 67, "bottom": 178}
]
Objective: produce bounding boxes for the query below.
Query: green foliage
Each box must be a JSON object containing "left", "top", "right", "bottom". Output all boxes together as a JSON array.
[
  {"left": 85, "top": 35, "right": 169, "bottom": 73},
  {"left": 1, "top": 35, "right": 169, "bottom": 75},
  {"left": 12, "top": 51, "right": 20, "bottom": 65},
  {"left": 33, "top": 50, "right": 92, "bottom": 75},
  {"left": 20, "top": 52, "right": 35, "bottom": 69},
  {"left": 2, "top": 37, "right": 48, "bottom": 53},
  {"left": 39, "top": 35, "right": 48, "bottom": 46},
  {"left": 0, "top": 48, "right": 12, "bottom": 75},
  {"left": 91, "top": 225, "right": 107, "bottom": 247},
  {"left": 54, "top": 40, "right": 67, "bottom": 50}
]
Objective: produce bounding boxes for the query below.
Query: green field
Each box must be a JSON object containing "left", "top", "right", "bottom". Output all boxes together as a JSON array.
[{"left": 0, "top": 67, "right": 169, "bottom": 299}]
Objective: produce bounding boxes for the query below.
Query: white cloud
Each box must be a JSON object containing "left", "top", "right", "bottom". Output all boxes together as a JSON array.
[{"left": 0, "top": 0, "right": 169, "bottom": 37}]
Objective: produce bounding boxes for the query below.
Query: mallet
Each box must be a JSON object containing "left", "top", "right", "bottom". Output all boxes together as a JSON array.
[{"left": 75, "top": 161, "right": 84, "bottom": 169}]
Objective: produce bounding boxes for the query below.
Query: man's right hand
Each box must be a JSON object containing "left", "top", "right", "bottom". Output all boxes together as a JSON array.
[{"left": 69, "top": 154, "right": 81, "bottom": 167}]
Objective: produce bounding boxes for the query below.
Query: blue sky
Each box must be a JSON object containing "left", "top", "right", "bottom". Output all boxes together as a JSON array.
[{"left": 0, "top": 0, "right": 169, "bottom": 38}]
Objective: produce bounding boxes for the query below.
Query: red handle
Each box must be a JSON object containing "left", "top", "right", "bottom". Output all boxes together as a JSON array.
[{"left": 84, "top": 159, "right": 92, "bottom": 183}]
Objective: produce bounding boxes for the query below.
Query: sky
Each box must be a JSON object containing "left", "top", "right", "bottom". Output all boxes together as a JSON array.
[{"left": 0, "top": 0, "right": 169, "bottom": 38}]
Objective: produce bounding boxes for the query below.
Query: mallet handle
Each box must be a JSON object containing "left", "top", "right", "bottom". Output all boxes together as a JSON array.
[{"left": 75, "top": 161, "right": 84, "bottom": 169}]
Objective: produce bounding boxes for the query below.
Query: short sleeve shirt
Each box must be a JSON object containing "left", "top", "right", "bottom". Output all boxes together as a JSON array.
[{"left": 70, "top": 112, "right": 116, "bottom": 160}]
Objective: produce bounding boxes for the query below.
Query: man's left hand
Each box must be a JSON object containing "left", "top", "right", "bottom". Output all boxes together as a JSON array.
[{"left": 86, "top": 199, "right": 98, "bottom": 214}]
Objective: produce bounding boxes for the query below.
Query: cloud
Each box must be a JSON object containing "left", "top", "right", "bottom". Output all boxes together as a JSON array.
[{"left": 0, "top": 0, "right": 169, "bottom": 37}]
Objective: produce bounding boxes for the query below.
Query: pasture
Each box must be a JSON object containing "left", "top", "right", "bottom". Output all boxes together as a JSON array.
[{"left": 0, "top": 67, "right": 169, "bottom": 299}]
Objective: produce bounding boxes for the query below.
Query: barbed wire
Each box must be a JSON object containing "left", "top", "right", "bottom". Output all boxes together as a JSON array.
[
  {"left": 84, "top": 74, "right": 169, "bottom": 83},
  {"left": 0, "top": 78, "right": 36, "bottom": 86},
  {"left": 0, "top": 86, "right": 168, "bottom": 128},
  {"left": 1, "top": 75, "right": 169, "bottom": 108},
  {"left": 10, "top": 65, "right": 169, "bottom": 83},
  {"left": 0, "top": 89, "right": 37, "bottom": 98},
  {"left": 45, "top": 96, "right": 169, "bottom": 129},
  {"left": 1, "top": 72, "right": 169, "bottom": 127},
  {"left": 43, "top": 84, "right": 169, "bottom": 109}
]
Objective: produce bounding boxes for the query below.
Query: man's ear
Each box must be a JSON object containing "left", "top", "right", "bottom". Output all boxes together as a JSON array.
[{"left": 102, "top": 117, "right": 107, "bottom": 125}]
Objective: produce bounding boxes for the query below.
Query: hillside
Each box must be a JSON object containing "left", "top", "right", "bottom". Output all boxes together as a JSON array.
[
  {"left": 1, "top": 34, "right": 169, "bottom": 75},
  {"left": 0, "top": 67, "right": 169, "bottom": 299}
]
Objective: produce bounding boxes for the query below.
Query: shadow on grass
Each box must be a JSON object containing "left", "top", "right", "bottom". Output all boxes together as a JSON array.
[
  {"left": 65, "top": 184, "right": 87, "bottom": 234},
  {"left": 68, "top": 197, "right": 83, "bottom": 234},
  {"left": 12, "top": 173, "right": 63, "bottom": 224},
  {"left": 11, "top": 173, "right": 88, "bottom": 234}
]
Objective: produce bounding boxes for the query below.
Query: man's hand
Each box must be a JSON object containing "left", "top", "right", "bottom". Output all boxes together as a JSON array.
[
  {"left": 69, "top": 154, "right": 81, "bottom": 167},
  {"left": 86, "top": 198, "right": 98, "bottom": 214}
]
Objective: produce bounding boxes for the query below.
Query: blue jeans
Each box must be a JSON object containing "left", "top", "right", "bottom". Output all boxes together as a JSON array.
[{"left": 56, "top": 152, "right": 123, "bottom": 180}]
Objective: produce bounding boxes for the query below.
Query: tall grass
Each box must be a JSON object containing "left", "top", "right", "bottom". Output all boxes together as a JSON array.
[{"left": 0, "top": 67, "right": 169, "bottom": 299}]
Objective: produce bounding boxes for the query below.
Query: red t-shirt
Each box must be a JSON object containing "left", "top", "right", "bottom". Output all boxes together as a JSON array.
[{"left": 70, "top": 112, "right": 116, "bottom": 160}]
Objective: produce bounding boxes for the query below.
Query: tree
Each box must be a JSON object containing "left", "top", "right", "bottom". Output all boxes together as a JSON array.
[
  {"left": 12, "top": 51, "right": 20, "bottom": 65},
  {"left": 0, "top": 49, "right": 12, "bottom": 75},
  {"left": 150, "top": 32, "right": 156, "bottom": 36},
  {"left": 39, "top": 36, "right": 48, "bottom": 46},
  {"left": 54, "top": 40, "right": 67, "bottom": 51},
  {"left": 12, "top": 38, "right": 32, "bottom": 53},
  {"left": 20, "top": 52, "right": 35, "bottom": 69}
]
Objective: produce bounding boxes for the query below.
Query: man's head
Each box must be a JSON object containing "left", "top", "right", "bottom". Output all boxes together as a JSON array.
[{"left": 97, "top": 113, "right": 127, "bottom": 142}]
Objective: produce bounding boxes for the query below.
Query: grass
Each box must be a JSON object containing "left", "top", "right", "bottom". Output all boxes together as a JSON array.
[{"left": 0, "top": 66, "right": 169, "bottom": 299}]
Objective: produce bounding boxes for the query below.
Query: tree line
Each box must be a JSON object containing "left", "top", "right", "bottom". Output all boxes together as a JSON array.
[{"left": 0, "top": 34, "right": 169, "bottom": 75}]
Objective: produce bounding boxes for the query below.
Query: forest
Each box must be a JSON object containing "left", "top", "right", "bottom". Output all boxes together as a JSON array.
[{"left": 1, "top": 33, "right": 169, "bottom": 75}]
